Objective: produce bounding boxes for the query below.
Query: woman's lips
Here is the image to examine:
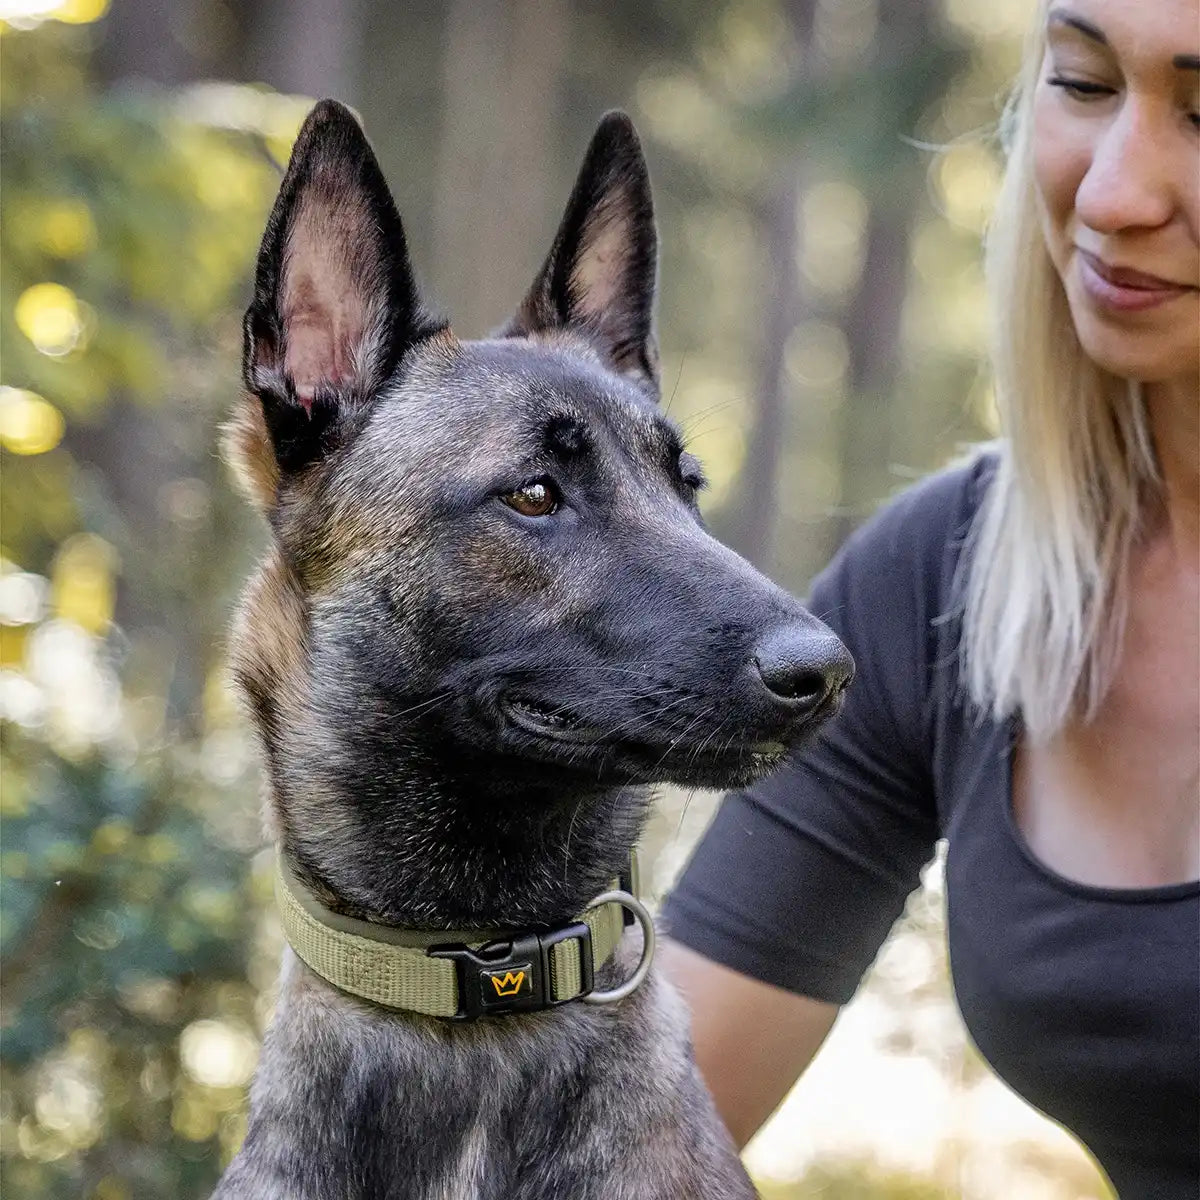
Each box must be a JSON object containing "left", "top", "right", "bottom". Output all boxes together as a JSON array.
[{"left": 1076, "top": 248, "right": 1195, "bottom": 313}]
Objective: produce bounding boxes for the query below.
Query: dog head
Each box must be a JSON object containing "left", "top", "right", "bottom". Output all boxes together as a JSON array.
[{"left": 227, "top": 101, "right": 852, "bottom": 923}]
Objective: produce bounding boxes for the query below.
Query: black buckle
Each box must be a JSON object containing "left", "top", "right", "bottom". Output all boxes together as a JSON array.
[{"left": 428, "top": 921, "right": 594, "bottom": 1021}]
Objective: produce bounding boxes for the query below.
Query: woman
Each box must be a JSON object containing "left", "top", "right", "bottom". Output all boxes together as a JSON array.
[{"left": 661, "top": 1, "right": 1199, "bottom": 1195}]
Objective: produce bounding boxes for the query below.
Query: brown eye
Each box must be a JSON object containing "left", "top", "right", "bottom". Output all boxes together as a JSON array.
[
  {"left": 501, "top": 479, "right": 560, "bottom": 517},
  {"left": 679, "top": 453, "right": 707, "bottom": 492}
]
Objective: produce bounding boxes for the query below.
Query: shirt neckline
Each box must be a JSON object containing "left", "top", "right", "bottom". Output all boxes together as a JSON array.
[{"left": 1000, "top": 718, "right": 1200, "bottom": 905}]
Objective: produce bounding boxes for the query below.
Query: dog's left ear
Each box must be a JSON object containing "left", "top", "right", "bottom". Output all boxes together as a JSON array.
[{"left": 503, "top": 112, "right": 659, "bottom": 389}]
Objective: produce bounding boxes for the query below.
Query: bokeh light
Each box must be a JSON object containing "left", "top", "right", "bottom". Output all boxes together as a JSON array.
[
  {"left": 936, "top": 142, "right": 1003, "bottom": 234},
  {"left": 13, "top": 283, "right": 89, "bottom": 357},
  {"left": 800, "top": 180, "right": 870, "bottom": 298},
  {"left": 0, "top": 387, "right": 65, "bottom": 455},
  {"left": 51, "top": 534, "right": 116, "bottom": 634},
  {"left": 179, "top": 1021, "right": 258, "bottom": 1090},
  {"left": 785, "top": 320, "right": 851, "bottom": 391},
  {"left": 0, "top": 0, "right": 108, "bottom": 26},
  {"left": 37, "top": 199, "right": 96, "bottom": 258}
]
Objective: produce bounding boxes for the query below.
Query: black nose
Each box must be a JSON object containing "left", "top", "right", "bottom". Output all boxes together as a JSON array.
[{"left": 752, "top": 625, "right": 855, "bottom": 713}]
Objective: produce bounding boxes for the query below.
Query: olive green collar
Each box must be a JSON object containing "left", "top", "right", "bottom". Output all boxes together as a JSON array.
[{"left": 275, "top": 852, "right": 647, "bottom": 1020}]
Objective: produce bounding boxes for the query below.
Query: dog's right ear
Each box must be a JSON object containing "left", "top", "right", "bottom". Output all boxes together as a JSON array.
[
  {"left": 231, "top": 100, "right": 443, "bottom": 507},
  {"left": 502, "top": 112, "right": 659, "bottom": 390}
]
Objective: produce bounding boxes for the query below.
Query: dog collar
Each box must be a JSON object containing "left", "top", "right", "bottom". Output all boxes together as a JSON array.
[{"left": 275, "top": 853, "right": 653, "bottom": 1020}]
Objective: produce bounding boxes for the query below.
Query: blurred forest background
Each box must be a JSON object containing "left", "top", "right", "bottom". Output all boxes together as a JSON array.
[{"left": 0, "top": 0, "right": 1112, "bottom": 1197}]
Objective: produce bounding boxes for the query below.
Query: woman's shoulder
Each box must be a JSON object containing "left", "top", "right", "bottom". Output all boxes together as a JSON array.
[
  {"left": 801, "top": 451, "right": 1000, "bottom": 787},
  {"left": 815, "top": 447, "right": 999, "bottom": 616},
  {"left": 846, "top": 448, "right": 996, "bottom": 562}
]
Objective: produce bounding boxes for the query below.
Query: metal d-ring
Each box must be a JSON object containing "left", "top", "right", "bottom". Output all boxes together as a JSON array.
[{"left": 580, "top": 890, "right": 656, "bottom": 1005}]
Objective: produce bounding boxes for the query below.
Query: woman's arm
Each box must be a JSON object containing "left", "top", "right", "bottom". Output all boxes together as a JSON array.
[{"left": 660, "top": 937, "right": 839, "bottom": 1149}]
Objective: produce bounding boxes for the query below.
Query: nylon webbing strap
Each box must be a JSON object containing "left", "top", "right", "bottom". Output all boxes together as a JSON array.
[
  {"left": 275, "top": 855, "right": 628, "bottom": 1017},
  {"left": 549, "top": 899, "right": 625, "bottom": 998}
]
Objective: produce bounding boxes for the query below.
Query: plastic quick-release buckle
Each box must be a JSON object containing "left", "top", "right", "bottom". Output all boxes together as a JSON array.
[{"left": 427, "top": 921, "right": 594, "bottom": 1021}]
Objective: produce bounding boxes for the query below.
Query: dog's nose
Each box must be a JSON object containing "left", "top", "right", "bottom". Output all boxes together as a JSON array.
[{"left": 752, "top": 625, "right": 855, "bottom": 713}]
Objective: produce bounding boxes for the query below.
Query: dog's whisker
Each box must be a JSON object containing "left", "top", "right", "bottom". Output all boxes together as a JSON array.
[
  {"left": 662, "top": 349, "right": 687, "bottom": 417},
  {"left": 594, "top": 694, "right": 695, "bottom": 743},
  {"left": 675, "top": 786, "right": 700, "bottom": 840},
  {"left": 677, "top": 397, "right": 745, "bottom": 439},
  {"left": 646, "top": 709, "right": 709, "bottom": 776},
  {"left": 690, "top": 716, "right": 730, "bottom": 767},
  {"left": 389, "top": 691, "right": 456, "bottom": 721},
  {"left": 562, "top": 797, "right": 585, "bottom": 882}
]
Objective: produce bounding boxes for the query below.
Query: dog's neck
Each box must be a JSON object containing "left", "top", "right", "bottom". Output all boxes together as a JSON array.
[{"left": 273, "top": 748, "right": 653, "bottom": 932}]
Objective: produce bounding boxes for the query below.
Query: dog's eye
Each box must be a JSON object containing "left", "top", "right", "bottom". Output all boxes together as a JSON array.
[
  {"left": 679, "top": 453, "right": 707, "bottom": 492},
  {"left": 502, "top": 479, "right": 560, "bottom": 518}
]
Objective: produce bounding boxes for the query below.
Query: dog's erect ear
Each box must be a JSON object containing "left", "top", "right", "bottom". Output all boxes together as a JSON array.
[
  {"left": 503, "top": 112, "right": 659, "bottom": 388},
  {"left": 242, "top": 100, "right": 443, "bottom": 476}
]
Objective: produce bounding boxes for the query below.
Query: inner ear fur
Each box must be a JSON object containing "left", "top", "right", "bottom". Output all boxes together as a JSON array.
[{"left": 503, "top": 111, "right": 659, "bottom": 389}]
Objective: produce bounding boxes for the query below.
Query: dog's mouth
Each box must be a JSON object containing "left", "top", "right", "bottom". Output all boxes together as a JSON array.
[
  {"left": 498, "top": 691, "right": 796, "bottom": 782},
  {"left": 499, "top": 694, "right": 608, "bottom": 745}
]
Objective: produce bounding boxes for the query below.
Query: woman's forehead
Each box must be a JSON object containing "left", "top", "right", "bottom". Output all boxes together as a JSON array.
[{"left": 1044, "top": 0, "right": 1200, "bottom": 67}]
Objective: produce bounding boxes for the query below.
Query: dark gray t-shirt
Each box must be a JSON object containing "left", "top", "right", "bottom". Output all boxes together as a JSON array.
[{"left": 662, "top": 454, "right": 1200, "bottom": 1199}]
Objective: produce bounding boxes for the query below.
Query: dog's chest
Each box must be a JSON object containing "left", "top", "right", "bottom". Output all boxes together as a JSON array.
[{"left": 224, "top": 962, "right": 755, "bottom": 1200}]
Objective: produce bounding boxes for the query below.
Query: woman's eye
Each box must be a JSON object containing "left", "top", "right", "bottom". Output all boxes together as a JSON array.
[
  {"left": 1047, "top": 75, "right": 1116, "bottom": 101},
  {"left": 501, "top": 479, "right": 560, "bottom": 517}
]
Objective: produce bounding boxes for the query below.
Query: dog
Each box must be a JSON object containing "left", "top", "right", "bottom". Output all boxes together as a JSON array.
[{"left": 214, "top": 99, "right": 853, "bottom": 1200}]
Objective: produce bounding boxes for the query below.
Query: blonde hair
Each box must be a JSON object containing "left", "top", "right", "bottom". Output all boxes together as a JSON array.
[{"left": 960, "top": 1, "right": 1160, "bottom": 742}]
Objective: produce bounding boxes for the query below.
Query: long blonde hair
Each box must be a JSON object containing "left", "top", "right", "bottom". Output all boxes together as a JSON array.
[{"left": 961, "top": 1, "right": 1160, "bottom": 742}]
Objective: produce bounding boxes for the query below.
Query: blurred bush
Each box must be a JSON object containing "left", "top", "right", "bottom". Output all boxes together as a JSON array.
[{"left": 1, "top": 12, "right": 283, "bottom": 1196}]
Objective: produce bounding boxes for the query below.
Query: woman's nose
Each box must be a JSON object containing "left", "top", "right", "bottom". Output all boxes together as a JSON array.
[{"left": 1073, "top": 99, "right": 1177, "bottom": 234}]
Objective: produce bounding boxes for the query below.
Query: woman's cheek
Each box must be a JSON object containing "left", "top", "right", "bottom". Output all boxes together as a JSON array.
[{"left": 1032, "top": 92, "right": 1089, "bottom": 268}]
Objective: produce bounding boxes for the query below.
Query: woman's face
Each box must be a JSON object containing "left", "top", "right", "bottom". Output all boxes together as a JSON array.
[{"left": 1033, "top": 0, "right": 1199, "bottom": 385}]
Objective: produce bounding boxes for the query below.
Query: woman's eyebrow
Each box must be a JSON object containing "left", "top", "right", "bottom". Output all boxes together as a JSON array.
[
  {"left": 1047, "top": 8, "right": 1108, "bottom": 47},
  {"left": 1047, "top": 9, "right": 1199, "bottom": 72}
]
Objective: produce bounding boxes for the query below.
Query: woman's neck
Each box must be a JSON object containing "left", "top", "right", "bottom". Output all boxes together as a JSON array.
[{"left": 1144, "top": 376, "right": 1200, "bottom": 568}]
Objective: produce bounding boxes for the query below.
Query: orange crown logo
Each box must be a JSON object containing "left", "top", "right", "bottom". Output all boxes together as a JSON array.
[{"left": 488, "top": 970, "right": 526, "bottom": 998}]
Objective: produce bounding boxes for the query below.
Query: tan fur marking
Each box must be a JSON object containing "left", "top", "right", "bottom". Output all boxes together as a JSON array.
[
  {"left": 230, "top": 549, "right": 310, "bottom": 836},
  {"left": 222, "top": 395, "right": 280, "bottom": 513}
]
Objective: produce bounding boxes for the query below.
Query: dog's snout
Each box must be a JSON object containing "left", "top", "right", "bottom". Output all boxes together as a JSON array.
[{"left": 752, "top": 626, "right": 855, "bottom": 713}]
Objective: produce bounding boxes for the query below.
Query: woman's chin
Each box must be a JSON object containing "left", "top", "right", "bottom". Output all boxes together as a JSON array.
[{"left": 1067, "top": 302, "right": 1200, "bottom": 386}]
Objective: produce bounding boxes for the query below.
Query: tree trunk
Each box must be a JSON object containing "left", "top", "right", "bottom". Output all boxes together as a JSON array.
[
  {"left": 248, "top": 0, "right": 365, "bottom": 102},
  {"left": 825, "top": 0, "right": 940, "bottom": 556},
  {"left": 826, "top": 204, "right": 913, "bottom": 554},
  {"left": 727, "top": 174, "right": 803, "bottom": 571},
  {"left": 432, "top": 0, "right": 569, "bottom": 335},
  {"left": 717, "top": 0, "right": 817, "bottom": 573}
]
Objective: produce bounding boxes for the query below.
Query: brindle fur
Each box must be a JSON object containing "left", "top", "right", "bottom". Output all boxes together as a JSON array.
[{"left": 216, "top": 100, "right": 851, "bottom": 1199}]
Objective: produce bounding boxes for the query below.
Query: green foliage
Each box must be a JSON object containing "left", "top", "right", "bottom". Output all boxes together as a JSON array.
[
  {"left": 1, "top": 729, "right": 262, "bottom": 1198},
  {"left": 1, "top": 22, "right": 276, "bottom": 564},
  {"left": 1, "top": 17, "right": 278, "bottom": 1198}
]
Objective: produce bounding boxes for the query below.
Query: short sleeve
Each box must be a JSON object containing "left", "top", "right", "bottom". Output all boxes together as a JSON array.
[{"left": 661, "top": 459, "right": 989, "bottom": 1005}]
